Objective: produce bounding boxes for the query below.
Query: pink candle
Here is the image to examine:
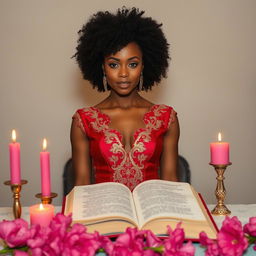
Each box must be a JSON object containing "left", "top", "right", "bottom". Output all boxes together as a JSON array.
[
  {"left": 210, "top": 133, "right": 230, "bottom": 165},
  {"left": 40, "top": 138, "right": 51, "bottom": 196},
  {"left": 9, "top": 129, "right": 21, "bottom": 184},
  {"left": 30, "top": 203, "right": 54, "bottom": 227}
]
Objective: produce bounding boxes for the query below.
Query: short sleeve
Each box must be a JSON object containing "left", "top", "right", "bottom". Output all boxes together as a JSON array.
[
  {"left": 72, "top": 111, "right": 85, "bottom": 133},
  {"left": 167, "top": 108, "right": 177, "bottom": 129}
]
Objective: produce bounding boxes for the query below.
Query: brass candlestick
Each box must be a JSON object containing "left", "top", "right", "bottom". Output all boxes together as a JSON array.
[
  {"left": 4, "top": 180, "right": 28, "bottom": 219},
  {"left": 210, "top": 163, "right": 231, "bottom": 215},
  {"left": 35, "top": 192, "right": 58, "bottom": 204}
]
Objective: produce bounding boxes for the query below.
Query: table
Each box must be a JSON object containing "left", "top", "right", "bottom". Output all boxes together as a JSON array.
[{"left": 0, "top": 204, "right": 255, "bottom": 255}]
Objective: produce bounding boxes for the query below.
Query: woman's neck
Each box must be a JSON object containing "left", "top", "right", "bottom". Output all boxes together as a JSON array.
[{"left": 105, "top": 90, "right": 145, "bottom": 109}]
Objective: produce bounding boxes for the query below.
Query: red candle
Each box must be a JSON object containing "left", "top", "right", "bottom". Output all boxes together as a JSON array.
[
  {"left": 40, "top": 138, "right": 51, "bottom": 196},
  {"left": 30, "top": 203, "right": 54, "bottom": 227},
  {"left": 210, "top": 133, "right": 230, "bottom": 165},
  {"left": 9, "top": 129, "right": 21, "bottom": 184}
]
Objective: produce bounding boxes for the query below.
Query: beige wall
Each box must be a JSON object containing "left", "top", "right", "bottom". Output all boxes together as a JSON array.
[{"left": 0, "top": 0, "right": 255, "bottom": 207}]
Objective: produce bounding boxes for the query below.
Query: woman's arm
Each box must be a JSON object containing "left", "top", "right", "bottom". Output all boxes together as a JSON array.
[
  {"left": 160, "top": 113, "right": 180, "bottom": 181},
  {"left": 70, "top": 119, "right": 92, "bottom": 185}
]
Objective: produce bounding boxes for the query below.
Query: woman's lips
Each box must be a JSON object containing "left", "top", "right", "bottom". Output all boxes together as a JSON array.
[{"left": 117, "top": 81, "right": 131, "bottom": 88}]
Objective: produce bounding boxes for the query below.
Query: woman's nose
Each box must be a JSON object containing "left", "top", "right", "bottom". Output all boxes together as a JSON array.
[{"left": 119, "top": 65, "right": 128, "bottom": 77}]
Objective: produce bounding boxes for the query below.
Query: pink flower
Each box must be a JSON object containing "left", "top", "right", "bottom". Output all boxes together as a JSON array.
[
  {"left": 144, "top": 229, "right": 162, "bottom": 248},
  {"left": 199, "top": 232, "right": 220, "bottom": 256},
  {"left": 163, "top": 224, "right": 195, "bottom": 256},
  {"left": 28, "top": 218, "right": 101, "bottom": 256},
  {"left": 0, "top": 218, "right": 30, "bottom": 248},
  {"left": 111, "top": 227, "right": 145, "bottom": 255},
  {"left": 62, "top": 223, "right": 101, "bottom": 256},
  {"left": 27, "top": 213, "right": 77, "bottom": 255},
  {"left": 27, "top": 224, "right": 46, "bottom": 249},
  {"left": 244, "top": 217, "right": 256, "bottom": 251},
  {"left": 94, "top": 231, "right": 114, "bottom": 255},
  {"left": 217, "top": 216, "right": 248, "bottom": 256},
  {"left": 244, "top": 217, "right": 256, "bottom": 237},
  {"left": 28, "top": 226, "right": 58, "bottom": 256},
  {"left": 14, "top": 251, "right": 29, "bottom": 256},
  {"left": 111, "top": 245, "right": 143, "bottom": 256},
  {"left": 49, "top": 212, "right": 72, "bottom": 238},
  {"left": 179, "top": 241, "right": 196, "bottom": 255},
  {"left": 51, "top": 212, "right": 72, "bottom": 229}
]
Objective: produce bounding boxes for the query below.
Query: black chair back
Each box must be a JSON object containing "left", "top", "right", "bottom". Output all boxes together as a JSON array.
[
  {"left": 63, "top": 159, "right": 75, "bottom": 196},
  {"left": 177, "top": 155, "right": 191, "bottom": 183}
]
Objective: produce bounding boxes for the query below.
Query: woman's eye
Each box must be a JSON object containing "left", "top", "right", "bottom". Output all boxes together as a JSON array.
[
  {"left": 108, "top": 63, "right": 118, "bottom": 68},
  {"left": 129, "top": 62, "right": 139, "bottom": 68}
]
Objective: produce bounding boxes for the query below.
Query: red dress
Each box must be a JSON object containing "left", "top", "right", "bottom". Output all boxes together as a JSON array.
[{"left": 73, "top": 104, "right": 176, "bottom": 190}]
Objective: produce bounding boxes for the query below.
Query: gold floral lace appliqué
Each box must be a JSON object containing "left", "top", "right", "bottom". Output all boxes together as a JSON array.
[{"left": 82, "top": 105, "right": 168, "bottom": 190}]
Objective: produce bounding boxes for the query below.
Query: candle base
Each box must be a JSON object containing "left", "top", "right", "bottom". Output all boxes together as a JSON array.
[
  {"left": 4, "top": 180, "right": 28, "bottom": 219},
  {"left": 35, "top": 192, "right": 58, "bottom": 204},
  {"left": 210, "top": 163, "right": 231, "bottom": 216},
  {"left": 211, "top": 204, "right": 231, "bottom": 215}
]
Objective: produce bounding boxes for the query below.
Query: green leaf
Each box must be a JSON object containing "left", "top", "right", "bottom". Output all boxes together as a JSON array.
[{"left": 144, "top": 245, "right": 164, "bottom": 253}]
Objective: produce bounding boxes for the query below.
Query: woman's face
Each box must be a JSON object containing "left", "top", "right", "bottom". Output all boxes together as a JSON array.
[{"left": 103, "top": 42, "right": 143, "bottom": 96}]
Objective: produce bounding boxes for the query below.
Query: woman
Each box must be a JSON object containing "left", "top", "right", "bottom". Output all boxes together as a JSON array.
[{"left": 71, "top": 7, "right": 179, "bottom": 190}]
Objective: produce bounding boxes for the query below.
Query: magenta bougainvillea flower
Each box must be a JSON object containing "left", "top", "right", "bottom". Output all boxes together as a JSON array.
[
  {"left": 244, "top": 217, "right": 256, "bottom": 251},
  {"left": 144, "top": 229, "right": 162, "bottom": 248},
  {"left": 28, "top": 214, "right": 101, "bottom": 256},
  {"left": 94, "top": 231, "right": 114, "bottom": 255},
  {"left": 1, "top": 213, "right": 256, "bottom": 255},
  {"left": 14, "top": 250, "right": 29, "bottom": 256},
  {"left": 244, "top": 217, "right": 256, "bottom": 237},
  {"left": 0, "top": 218, "right": 30, "bottom": 248},
  {"left": 163, "top": 224, "right": 195, "bottom": 256},
  {"left": 199, "top": 231, "right": 220, "bottom": 256},
  {"left": 63, "top": 227, "right": 101, "bottom": 256},
  {"left": 112, "top": 227, "right": 145, "bottom": 255},
  {"left": 217, "top": 216, "right": 248, "bottom": 256}
]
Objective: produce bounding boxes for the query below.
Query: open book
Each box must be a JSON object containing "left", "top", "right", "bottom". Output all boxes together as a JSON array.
[{"left": 63, "top": 180, "right": 217, "bottom": 239}]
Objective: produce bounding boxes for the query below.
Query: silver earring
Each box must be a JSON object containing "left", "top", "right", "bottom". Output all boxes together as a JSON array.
[
  {"left": 138, "top": 73, "right": 143, "bottom": 91},
  {"left": 103, "top": 74, "right": 108, "bottom": 92}
]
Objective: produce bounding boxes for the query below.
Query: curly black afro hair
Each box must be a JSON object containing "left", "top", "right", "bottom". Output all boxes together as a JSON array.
[{"left": 74, "top": 7, "right": 170, "bottom": 92}]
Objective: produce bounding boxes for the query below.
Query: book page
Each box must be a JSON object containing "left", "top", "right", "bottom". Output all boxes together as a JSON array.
[
  {"left": 71, "top": 182, "right": 137, "bottom": 223},
  {"left": 133, "top": 180, "right": 206, "bottom": 227}
]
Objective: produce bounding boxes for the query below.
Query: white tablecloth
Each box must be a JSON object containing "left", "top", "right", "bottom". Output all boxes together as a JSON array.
[
  {"left": 207, "top": 204, "right": 256, "bottom": 229},
  {"left": 0, "top": 204, "right": 255, "bottom": 229}
]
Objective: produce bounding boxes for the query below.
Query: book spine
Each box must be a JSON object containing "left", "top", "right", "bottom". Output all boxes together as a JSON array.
[
  {"left": 61, "top": 196, "right": 66, "bottom": 214},
  {"left": 198, "top": 193, "right": 219, "bottom": 233}
]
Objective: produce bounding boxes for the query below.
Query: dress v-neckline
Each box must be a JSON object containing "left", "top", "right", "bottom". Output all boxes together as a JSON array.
[{"left": 90, "top": 104, "right": 158, "bottom": 153}]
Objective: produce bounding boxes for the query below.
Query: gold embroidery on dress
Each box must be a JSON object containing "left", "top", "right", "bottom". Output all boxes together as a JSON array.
[
  {"left": 73, "top": 112, "right": 85, "bottom": 133},
  {"left": 82, "top": 105, "right": 169, "bottom": 190},
  {"left": 167, "top": 108, "right": 176, "bottom": 129}
]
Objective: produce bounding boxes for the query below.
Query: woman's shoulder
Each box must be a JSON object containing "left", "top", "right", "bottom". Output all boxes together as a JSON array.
[
  {"left": 149, "top": 104, "right": 177, "bottom": 129},
  {"left": 72, "top": 106, "right": 106, "bottom": 134},
  {"left": 72, "top": 107, "right": 101, "bottom": 126},
  {"left": 151, "top": 103, "right": 175, "bottom": 113},
  {"left": 74, "top": 106, "right": 98, "bottom": 115}
]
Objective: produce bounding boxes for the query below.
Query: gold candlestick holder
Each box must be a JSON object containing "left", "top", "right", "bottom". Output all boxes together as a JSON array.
[
  {"left": 210, "top": 163, "right": 231, "bottom": 215},
  {"left": 4, "top": 180, "right": 28, "bottom": 219},
  {"left": 35, "top": 192, "right": 58, "bottom": 204}
]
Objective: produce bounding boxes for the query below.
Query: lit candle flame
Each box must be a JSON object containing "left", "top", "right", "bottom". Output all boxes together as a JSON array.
[
  {"left": 39, "top": 203, "right": 44, "bottom": 210},
  {"left": 12, "top": 129, "right": 16, "bottom": 143},
  {"left": 43, "top": 138, "right": 47, "bottom": 151},
  {"left": 218, "top": 132, "right": 222, "bottom": 142}
]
